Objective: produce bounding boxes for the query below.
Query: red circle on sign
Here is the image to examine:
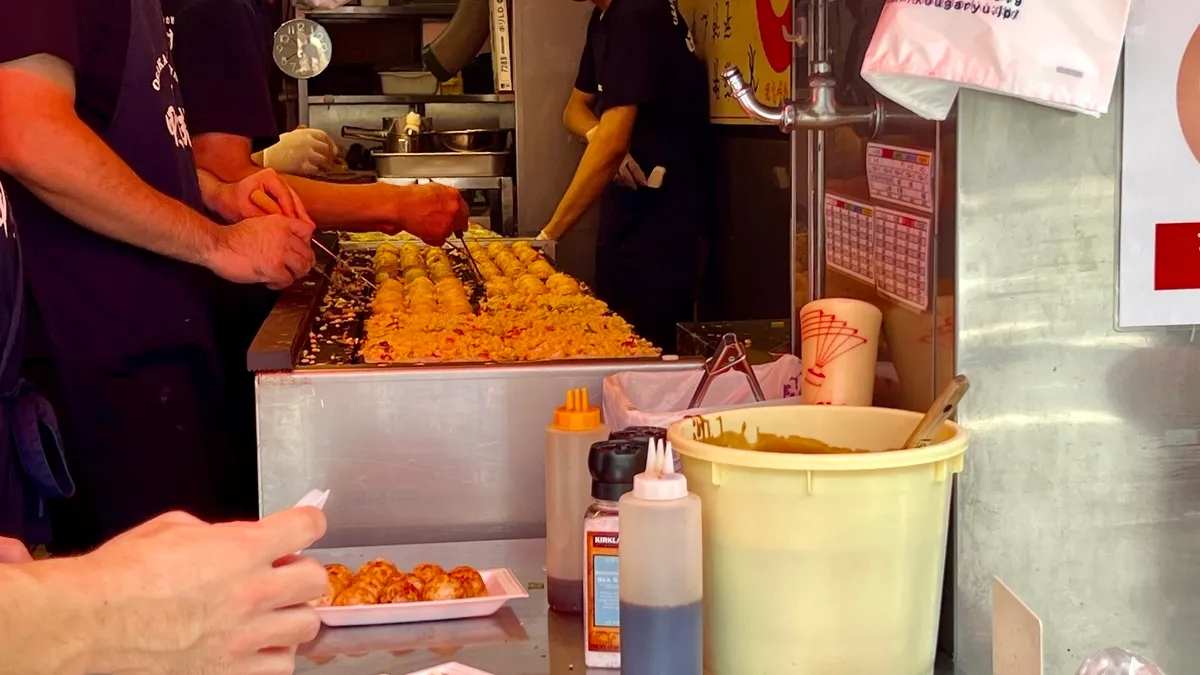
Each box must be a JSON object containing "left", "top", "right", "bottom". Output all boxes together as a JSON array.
[{"left": 1177, "top": 26, "right": 1200, "bottom": 163}]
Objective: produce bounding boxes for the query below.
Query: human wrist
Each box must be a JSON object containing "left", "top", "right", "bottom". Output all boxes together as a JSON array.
[{"left": 22, "top": 558, "right": 149, "bottom": 674}]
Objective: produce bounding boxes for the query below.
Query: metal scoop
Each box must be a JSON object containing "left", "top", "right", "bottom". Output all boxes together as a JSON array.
[{"left": 901, "top": 374, "right": 970, "bottom": 449}]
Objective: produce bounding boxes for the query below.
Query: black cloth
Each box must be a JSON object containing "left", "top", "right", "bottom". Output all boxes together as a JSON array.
[
  {"left": 1, "top": 0, "right": 245, "bottom": 552},
  {"left": 0, "top": 0, "right": 131, "bottom": 133},
  {"left": 573, "top": 0, "right": 712, "bottom": 352},
  {"left": 0, "top": 182, "right": 73, "bottom": 547},
  {"left": 164, "top": 0, "right": 280, "bottom": 493},
  {"left": 162, "top": 0, "right": 278, "bottom": 142}
]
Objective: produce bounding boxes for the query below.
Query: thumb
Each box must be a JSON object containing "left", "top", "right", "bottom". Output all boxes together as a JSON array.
[{"left": 0, "top": 537, "right": 32, "bottom": 563}]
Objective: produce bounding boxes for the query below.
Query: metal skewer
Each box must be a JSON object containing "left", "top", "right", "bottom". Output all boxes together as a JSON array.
[
  {"left": 455, "top": 232, "right": 485, "bottom": 283},
  {"left": 249, "top": 189, "right": 377, "bottom": 290}
]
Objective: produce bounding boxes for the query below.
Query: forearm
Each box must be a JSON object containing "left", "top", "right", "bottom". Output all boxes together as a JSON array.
[
  {"left": 544, "top": 137, "right": 625, "bottom": 239},
  {"left": 283, "top": 176, "right": 406, "bottom": 233},
  {"left": 0, "top": 559, "right": 148, "bottom": 675},
  {"left": 564, "top": 100, "right": 600, "bottom": 141},
  {"left": 0, "top": 113, "right": 220, "bottom": 267}
]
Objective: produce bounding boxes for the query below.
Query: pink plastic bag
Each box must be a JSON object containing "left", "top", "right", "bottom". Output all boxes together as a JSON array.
[
  {"left": 861, "top": 0, "right": 1132, "bottom": 120},
  {"left": 602, "top": 355, "right": 803, "bottom": 432}
]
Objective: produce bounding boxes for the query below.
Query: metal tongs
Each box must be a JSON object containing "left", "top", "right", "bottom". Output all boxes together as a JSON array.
[
  {"left": 688, "top": 333, "right": 767, "bottom": 408},
  {"left": 454, "top": 232, "right": 485, "bottom": 283},
  {"left": 249, "top": 189, "right": 377, "bottom": 290}
]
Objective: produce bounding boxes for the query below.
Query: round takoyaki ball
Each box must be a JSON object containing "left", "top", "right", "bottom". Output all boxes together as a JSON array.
[
  {"left": 392, "top": 571, "right": 425, "bottom": 594},
  {"left": 421, "top": 573, "right": 466, "bottom": 601},
  {"left": 314, "top": 563, "right": 357, "bottom": 606},
  {"left": 409, "top": 302, "right": 438, "bottom": 315},
  {"left": 485, "top": 278, "right": 514, "bottom": 297},
  {"left": 529, "top": 260, "right": 555, "bottom": 280},
  {"left": 486, "top": 241, "right": 509, "bottom": 258},
  {"left": 379, "top": 578, "right": 422, "bottom": 604},
  {"left": 402, "top": 267, "right": 428, "bottom": 283},
  {"left": 357, "top": 558, "right": 399, "bottom": 582},
  {"left": 514, "top": 247, "right": 539, "bottom": 264},
  {"left": 332, "top": 584, "right": 380, "bottom": 606},
  {"left": 375, "top": 266, "right": 400, "bottom": 284},
  {"left": 412, "top": 563, "right": 446, "bottom": 583},
  {"left": 478, "top": 263, "right": 502, "bottom": 281},
  {"left": 374, "top": 250, "right": 400, "bottom": 268},
  {"left": 449, "top": 566, "right": 488, "bottom": 597}
]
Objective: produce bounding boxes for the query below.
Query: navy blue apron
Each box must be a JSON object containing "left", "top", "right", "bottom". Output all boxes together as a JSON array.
[
  {"left": 589, "top": 9, "right": 704, "bottom": 352},
  {"left": 0, "top": 182, "right": 73, "bottom": 546},
  {"left": 14, "top": 0, "right": 240, "bottom": 552}
]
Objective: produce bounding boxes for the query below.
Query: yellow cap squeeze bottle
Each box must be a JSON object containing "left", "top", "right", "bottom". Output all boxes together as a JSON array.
[{"left": 546, "top": 387, "right": 608, "bottom": 613}]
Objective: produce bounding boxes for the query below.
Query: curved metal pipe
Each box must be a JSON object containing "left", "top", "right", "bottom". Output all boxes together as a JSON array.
[
  {"left": 723, "top": 65, "right": 793, "bottom": 130},
  {"left": 421, "top": 0, "right": 491, "bottom": 82}
]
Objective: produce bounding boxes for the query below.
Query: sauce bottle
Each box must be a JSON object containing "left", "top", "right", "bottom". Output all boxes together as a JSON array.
[
  {"left": 618, "top": 438, "right": 703, "bottom": 675},
  {"left": 583, "top": 439, "right": 648, "bottom": 669},
  {"left": 545, "top": 388, "right": 608, "bottom": 614},
  {"left": 609, "top": 426, "right": 680, "bottom": 472}
]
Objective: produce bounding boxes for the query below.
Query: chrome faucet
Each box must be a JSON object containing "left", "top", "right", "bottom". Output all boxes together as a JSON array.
[
  {"left": 723, "top": 0, "right": 886, "bottom": 137},
  {"left": 723, "top": 62, "right": 884, "bottom": 136}
]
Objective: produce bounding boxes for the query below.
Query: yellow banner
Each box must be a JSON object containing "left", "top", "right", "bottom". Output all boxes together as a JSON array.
[{"left": 680, "top": 0, "right": 793, "bottom": 125}]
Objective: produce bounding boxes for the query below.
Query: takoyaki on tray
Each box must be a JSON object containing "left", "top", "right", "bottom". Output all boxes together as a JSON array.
[
  {"left": 315, "top": 557, "right": 529, "bottom": 627},
  {"left": 295, "top": 238, "right": 661, "bottom": 367}
]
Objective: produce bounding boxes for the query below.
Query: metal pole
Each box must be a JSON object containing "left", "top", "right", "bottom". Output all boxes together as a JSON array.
[{"left": 807, "top": 0, "right": 827, "bottom": 305}]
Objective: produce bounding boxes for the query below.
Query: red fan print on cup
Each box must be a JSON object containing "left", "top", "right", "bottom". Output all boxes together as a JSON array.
[{"left": 800, "top": 308, "right": 869, "bottom": 397}]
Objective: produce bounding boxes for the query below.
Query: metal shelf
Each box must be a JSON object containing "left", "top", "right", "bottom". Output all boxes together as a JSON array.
[
  {"left": 303, "top": 3, "right": 457, "bottom": 20},
  {"left": 307, "top": 94, "right": 514, "bottom": 105}
]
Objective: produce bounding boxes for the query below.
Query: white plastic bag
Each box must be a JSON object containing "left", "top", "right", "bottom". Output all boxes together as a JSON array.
[
  {"left": 602, "top": 355, "right": 803, "bottom": 432},
  {"left": 1076, "top": 647, "right": 1167, "bottom": 675},
  {"left": 861, "top": 0, "right": 1132, "bottom": 120}
]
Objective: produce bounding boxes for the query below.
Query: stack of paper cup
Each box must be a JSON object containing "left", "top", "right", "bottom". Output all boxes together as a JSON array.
[{"left": 798, "top": 298, "right": 882, "bottom": 406}]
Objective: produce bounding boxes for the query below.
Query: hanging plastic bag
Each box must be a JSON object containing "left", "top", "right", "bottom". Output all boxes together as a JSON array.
[
  {"left": 1076, "top": 647, "right": 1167, "bottom": 675},
  {"left": 602, "top": 355, "right": 803, "bottom": 432},
  {"left": 860, "top": 0, "right": 1132, "bottom": 120}
]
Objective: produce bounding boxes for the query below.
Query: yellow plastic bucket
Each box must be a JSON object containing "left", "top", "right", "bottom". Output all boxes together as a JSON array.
[{"left": 668, "top": 405, "right": 967, "bottom": 675}]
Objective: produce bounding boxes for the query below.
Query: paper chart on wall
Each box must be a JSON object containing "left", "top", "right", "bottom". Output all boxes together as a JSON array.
[
  {"left": 865, "top": 143, "right": 934, "bottom": 213},
  {"left": 873, "top": 205, "right": 932, "bottom": 312},
  {"left": 824, "top": 193, "right": 875, "bottom": 284}
]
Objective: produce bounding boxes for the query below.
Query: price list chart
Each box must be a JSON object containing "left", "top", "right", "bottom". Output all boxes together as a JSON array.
[
  {"left": 824, "top": 193, "right": 876, "bottom": 284},
  {"left": 866, "top": 143, "right": 935, "bottom": 213},
  {"left": 874, "top": 206, "right": 932, "bottom": 312}
]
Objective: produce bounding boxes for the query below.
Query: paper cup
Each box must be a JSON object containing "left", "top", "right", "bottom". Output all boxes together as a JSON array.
[{"left": 799, "top": 298, "right": 882, "bottom": 405}]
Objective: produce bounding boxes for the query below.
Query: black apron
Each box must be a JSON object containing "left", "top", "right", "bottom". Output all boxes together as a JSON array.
[
  {"left": 0, "top": 183, "right": 73, "bottom": 547},
  {"left": 589, "top": 16, "right": 704, "bottom": 353},
  {"left": 16, "top": 0, "right": 241, "bottom": 552}
]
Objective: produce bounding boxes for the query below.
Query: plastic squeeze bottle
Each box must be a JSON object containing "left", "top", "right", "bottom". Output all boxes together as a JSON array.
[
  {"left": 609, "top": 426, "right": 681, "bottom": 472},
  {"left": 583, "top": 439, "right": 649, "bottom": 669},
  {"left": 618, "top": 438, "right": 703, "bottom": 675},
  {"left": 545, "top": 388, "right": 609, "bottom": 614}
]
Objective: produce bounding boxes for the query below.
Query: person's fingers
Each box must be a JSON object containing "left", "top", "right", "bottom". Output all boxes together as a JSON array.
[
  {"left": 286, "top": 186, "right": 315, "bottom": 228},
  {"left": 236, "top": 607, "right": 322, "bottom": 652},
  {"left": 282, "top": 250, "right": 311, "bottom": 282},
  {"left": 0, "top": 537, "right": 32, "bottom": 563},
  {"left": 258, "top": 171, "right": 300, "bottom": 219},
  {"left": 280, "top": 215, "right": 315, "bottom": 241},
  {"left": 252, "top": 558, "right": 328, "bottom": 612},
  {"left": 254, "top": 507, "right": 328, "bottom": 563}
]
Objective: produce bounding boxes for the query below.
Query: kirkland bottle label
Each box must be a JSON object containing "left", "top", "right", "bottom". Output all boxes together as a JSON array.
[{"left": 586, "top": 531, "right": 621, "bottom": 652}]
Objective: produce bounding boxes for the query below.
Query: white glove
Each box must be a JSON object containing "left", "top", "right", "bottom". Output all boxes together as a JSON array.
[
  {"left": 261, "top": 128, "right": 337, "bottom": 176},
  {"left": 587, "top": 125, "right": 664, "bottom": 190},
  {"left": 535, "top": 230, "right": 552, "bottom": 241}
]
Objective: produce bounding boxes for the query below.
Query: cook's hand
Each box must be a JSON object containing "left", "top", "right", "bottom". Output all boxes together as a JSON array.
[
  {"left": 215, "top": 169, "right": 314, "bottom": 227},
  {"left": 614, "top": 154, "right": 649, "bottom": 190},
  {"left": 207, "top": 214, "right": 317, "bottom": 290},
  {"left": 396, "top": 183, "right": 469, "bottom": 245},
  {"left": 262, "top": 129, "right": 337, "bottom": 177},
  {"left": 0, "top": 537, "right": 31, "bottom": 563},
  {"left": 88, "top": 508, "right": 327, "bottom": 675}
]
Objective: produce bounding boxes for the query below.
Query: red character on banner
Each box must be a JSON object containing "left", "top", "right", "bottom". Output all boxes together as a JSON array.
[
  {"left": 756, "top": 0, "right": 792, "bottom": 73},
  {"left": 1154, "top": 222, "right": 1200, "bottom": 290}
]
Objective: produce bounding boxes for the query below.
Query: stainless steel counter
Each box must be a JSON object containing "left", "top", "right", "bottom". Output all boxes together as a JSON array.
[
  {"left": 299, "top": 538, "right": 967, "bottom": 675},
  {"left": 258, "top": 361, "right": 697, "bottom": 548}
]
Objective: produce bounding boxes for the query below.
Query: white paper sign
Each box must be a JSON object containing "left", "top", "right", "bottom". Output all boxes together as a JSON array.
[{"left": 1119, "top": 0, "right": 1200, "bottom": 327}]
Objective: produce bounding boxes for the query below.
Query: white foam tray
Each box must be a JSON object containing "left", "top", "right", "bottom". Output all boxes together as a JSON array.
[
  {"left": 316, "top": 568, "right": 528, "bottom": 627},
  {"left": 402, "top": 663, "right": 496, "bottom": 675}
]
